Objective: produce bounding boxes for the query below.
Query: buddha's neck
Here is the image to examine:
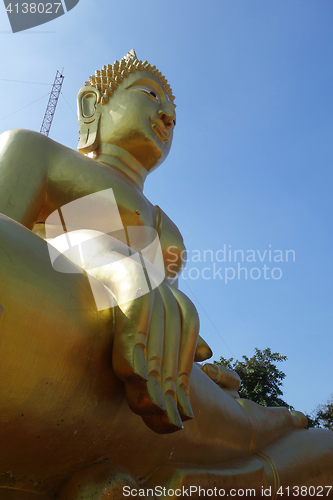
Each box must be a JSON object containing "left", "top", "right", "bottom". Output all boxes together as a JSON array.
[{"left": 90, "top": 143, "right": 147, "bottom": 191}]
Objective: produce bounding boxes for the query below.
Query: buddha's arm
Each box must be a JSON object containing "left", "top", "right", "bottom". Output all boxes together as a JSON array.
[
  {"left": 0, "top": 129, "right": 51, "bottom": 228},
  {"left": 155, "top": 205, "right": 185, "bottom": 284},
  {"left": 157, "top": 206, "right": 212, "bottom": 360}
]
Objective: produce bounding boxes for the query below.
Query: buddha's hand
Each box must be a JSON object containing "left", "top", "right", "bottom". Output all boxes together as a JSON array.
[{"left": 111, "top": 276, "right": 212, "bottom": 433}]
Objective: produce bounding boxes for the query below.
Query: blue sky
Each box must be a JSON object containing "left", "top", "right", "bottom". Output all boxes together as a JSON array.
[{"left": 0, "top": 0, "right": 332, "bottom": 415}]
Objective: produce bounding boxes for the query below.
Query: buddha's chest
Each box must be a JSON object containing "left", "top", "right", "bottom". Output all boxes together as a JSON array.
[
  {"left": 44, "top": 162, "right": 155, "bottom": 231},
  {"left": 112, "top": 182, "right": 155, "bottom": 230}
]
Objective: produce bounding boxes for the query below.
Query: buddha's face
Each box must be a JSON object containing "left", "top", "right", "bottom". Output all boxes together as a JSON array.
[{"left": 98, "top": 71, "right": 176, "bottom": 172}]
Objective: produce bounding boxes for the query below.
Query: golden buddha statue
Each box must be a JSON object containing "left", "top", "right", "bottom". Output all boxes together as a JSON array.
[{"left": 0, "top": 50, "right": 332, "bottom": 500}]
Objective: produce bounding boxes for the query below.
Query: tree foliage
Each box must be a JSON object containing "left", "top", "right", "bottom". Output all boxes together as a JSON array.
[
  {"left": 215, "top": 347, "right": 290, "bottom": 408},
  {"left": 309, "top": 396, "right": 333, "bottom": 431}
]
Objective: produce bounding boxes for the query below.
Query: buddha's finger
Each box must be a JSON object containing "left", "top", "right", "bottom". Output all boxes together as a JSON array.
[
  {"left": 159, "top": 283, "right": 183, "bottom": 430},
  {"left": 195, "top": 336, "right": 213, "bottom": 362},
  {"left": 201, "top": 363, "right": 241, "bottom": 395},
  {"left": 132, "top": 289, "right": 156, "bottom": 380},
  {"left": 113, "top": 291, "right": 154, "bottom": 383},
  {"left": 169, "top": 287, "right": 199, "bottom": 421},
  {"left": 109, "top": 257, "right": 154, "bottom": 382},
  {"left": 146, "top": 288, "right": 165, "bottom": 411}
]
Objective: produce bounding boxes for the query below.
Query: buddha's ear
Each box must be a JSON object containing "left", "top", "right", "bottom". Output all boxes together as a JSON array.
[{"left": 77, "top": 86, "right": 103, "bottom": 154}]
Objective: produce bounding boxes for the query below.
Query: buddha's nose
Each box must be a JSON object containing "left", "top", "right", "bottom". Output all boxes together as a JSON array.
[{"left": 157, "top": 109, "right": 176, "bottom": 129}]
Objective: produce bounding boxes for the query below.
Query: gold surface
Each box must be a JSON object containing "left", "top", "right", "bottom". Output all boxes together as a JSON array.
[{"left": 0, "top": 50, "right": 332, "bottom": 498}]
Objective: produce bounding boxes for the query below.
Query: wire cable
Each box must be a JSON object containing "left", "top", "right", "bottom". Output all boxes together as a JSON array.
[
  {"left": 60, "top": 92, "right": 77, "bottom": 118},
  {"left": 0, "top": 93, "right": 50, "bottom": 122},
  {"left": 181, "top": 277, "right": 234, "bottom": 357},
  {"left": 0, "top": 79, "right": 52, "bottom": 86}
]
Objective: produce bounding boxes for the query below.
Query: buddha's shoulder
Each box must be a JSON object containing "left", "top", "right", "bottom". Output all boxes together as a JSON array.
[
  {"left": 0, "top": 128, "right": 40, "bottom": 141},
  {"left": 0, "top": 128, "right": 55, "bottom": 148},
  {"left": 0, "top": 128, "right": 78, "bottom": 161},
  {"left": 0, "top": 129, "right": 95, "bottom": 180}
]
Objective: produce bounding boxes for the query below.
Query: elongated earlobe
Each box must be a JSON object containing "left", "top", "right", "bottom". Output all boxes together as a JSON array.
[{"left": 77, "top": 86, "right": 102, "bottom": 154}]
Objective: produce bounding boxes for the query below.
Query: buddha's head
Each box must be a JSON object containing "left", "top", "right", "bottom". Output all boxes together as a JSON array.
[{"left": 77, "top": 50, "right": 176, "bottom": 173}]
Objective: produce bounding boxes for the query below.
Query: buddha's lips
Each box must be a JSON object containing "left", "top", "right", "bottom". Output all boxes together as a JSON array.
[{"left": 149, "top": 118, "right": 169, "bottom": 143}]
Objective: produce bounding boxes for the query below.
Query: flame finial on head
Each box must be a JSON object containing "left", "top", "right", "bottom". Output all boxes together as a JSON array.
[{"left": 122, "top": 48, "right": 137, "bottom": 64}]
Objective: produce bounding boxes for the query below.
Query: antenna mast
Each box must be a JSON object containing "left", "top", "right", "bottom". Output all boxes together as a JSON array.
[{"left": 40, "top": 69, "right": 64, "bottom": 137}]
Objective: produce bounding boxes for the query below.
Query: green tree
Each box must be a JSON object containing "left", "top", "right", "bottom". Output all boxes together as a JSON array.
[
  {"left": 215, "top": 347, "right": 290, "bottom": 408},
  {"left": 310, "top": 396, "right": 333, "bottom": 431}
]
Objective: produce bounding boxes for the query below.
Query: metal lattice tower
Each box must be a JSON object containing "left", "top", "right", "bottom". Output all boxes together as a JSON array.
[{"left": 40, "top": 70, "right": 64, "bottom": 136}]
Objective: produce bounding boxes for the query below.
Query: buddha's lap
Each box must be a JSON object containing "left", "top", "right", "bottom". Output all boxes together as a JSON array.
[
  {"left": 2, "top": 215, "right": 333, "bottom": 489},
  {"left": 0, "top": 216, "right": 246, "bottom": 450},
  {"left": 0, "top": 217, "right": 260, "bottom": 446}
]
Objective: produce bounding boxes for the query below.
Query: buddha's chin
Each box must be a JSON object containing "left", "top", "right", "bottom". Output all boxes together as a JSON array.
[
  {"left": 105, "top": 132, "right": 168, "bottom": 171},
  {"left": 138, "top": 151, "right": 164, "bottom": 172},
  {"left": 125, "top": 139, "right": 165, "bottom": 170}
]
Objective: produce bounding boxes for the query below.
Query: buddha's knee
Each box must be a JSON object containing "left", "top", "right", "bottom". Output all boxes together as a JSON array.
[
  {"left": 144, "top": 457, "right": 268, "bottom": 499},
  {"left": 265, "top": 428, "right": 333, "bottom": 487}
]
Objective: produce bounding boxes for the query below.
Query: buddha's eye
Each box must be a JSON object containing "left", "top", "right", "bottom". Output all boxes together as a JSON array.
[
  {"left": 141, "top": 88, "right": 160, "bottom": 102},
  {"left": 129, "top": 84, "right": 160, "bottom": 102}
]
